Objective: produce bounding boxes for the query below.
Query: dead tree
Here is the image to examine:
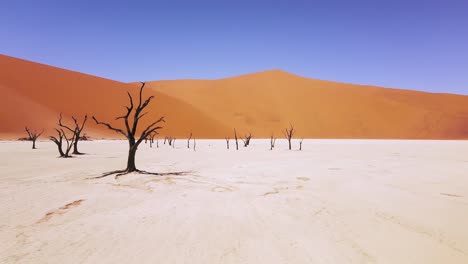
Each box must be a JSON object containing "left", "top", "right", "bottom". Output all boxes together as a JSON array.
[
  {"left": 49, "top": 128, "right": 75, "bottom": 158},
  {"left": 270, "top": 134, "right": 276, "bottom": 150},
  {"left": 149, "top": 133, "right": 156, "bottom": 148},
  {"left": 242, "top": 132, "right": 252, "bottom": 147},
  {"left": 187, "top": 132, "right": 192, "bottom": 148},
  {"left": 49, "top": 129, "right": 64, "bottom": 157},
  {"left": 164, "top": 137, "right": 167, "bottom": 144},
  {"left": 25, "top": 127, "right": 44, "bottom": 149},
  {"left": 92, "top": 82, "right": 167, "bottom": 177},
  {"left": 225, "top": 136, "right": 230, "bottom": 149},
  {"left": 156, "top": 138, "right": 159, "bottom": 148},
  {"left": 58, "top": 113, "right": 88, "bottom": 155},
  {"left": 299, "top": 138, "right": 303, "bottom": 151},
  {"left": 283, "top": 124, "right": 295, "bottom": 150},
  {"left": 172, "top": 138, "right": 176, "bottom": 148},
  {"left": 168, "top": 137, "right": 173, "bottom": 146},
  {"left": 193, "top": 138, "right": 196, "bottom": 151},
  {"left": 234, "top": 129, "right": 239, "bottom": 150}
]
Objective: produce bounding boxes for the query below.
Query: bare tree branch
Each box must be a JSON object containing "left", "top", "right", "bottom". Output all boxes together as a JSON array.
[
  {"left": 92, "top": 116, "right": 127, "bottom": 137},
  {"left": 58, "top": 113, "right": 75, "bottom": 133}
]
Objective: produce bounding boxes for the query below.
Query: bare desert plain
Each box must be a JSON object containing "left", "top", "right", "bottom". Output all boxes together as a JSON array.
[{"left": 1, "top": 139, "right": 468, "bottom": 263}]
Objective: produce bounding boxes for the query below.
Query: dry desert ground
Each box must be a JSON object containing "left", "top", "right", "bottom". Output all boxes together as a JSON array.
[{"left": 1, "top": 139, "right": 468, "bottom": 263}]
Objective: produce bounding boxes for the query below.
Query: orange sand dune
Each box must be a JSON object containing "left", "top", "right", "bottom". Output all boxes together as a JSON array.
[
  {"left": 0, "top": 55, "right": 227, "bottom": 139},
  {"left": 148, "top": 70, "right": 468, "bottom": 139},
  {"left": 1, "top": 54, "right": 468, "bottom": 139}
]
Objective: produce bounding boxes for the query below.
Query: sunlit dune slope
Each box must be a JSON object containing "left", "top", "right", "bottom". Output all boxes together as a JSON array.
[
  {"left": 0, "top": 55, "right": 227, "bottom": 139},
  {"left": 147, "top": 70, "right": 468, "bottom": 139},
  {"left": 2, "top": 54, "right": 468, "bottom": 139}
]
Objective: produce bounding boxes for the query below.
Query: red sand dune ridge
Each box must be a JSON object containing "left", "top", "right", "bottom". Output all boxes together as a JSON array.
[{"left": 1, "top": 54, "right": 468, "bottom": 139}]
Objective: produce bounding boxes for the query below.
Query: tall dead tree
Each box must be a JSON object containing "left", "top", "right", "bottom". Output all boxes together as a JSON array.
[
  {"left": 92, "top": 82, "right": 165, "bottom": 177},
  {"left": 242, "top": 132, "right": 252, "bottom": 147},
  {"left": 299, "top": 138, "right": 303, "bottom": 151},
  {"left": 58, "top": 113, "right": 88, "bottom": 155},
  {"left": 187, "top": 132, "right": 192, "bottom": 148},
  {"left": 225, "top": 136, "right": 230, "bottom": 149},
  {"left": 234, "top": 129, "right": 239, "bottom": 150},
  {"left": 49, "top": 128, "right": 75, "bottom": 158},
  {"left": 270, "top": 134, "right": 276, "bottom": 150},
  {"left": 283, "top": 124, "right": 295, "bottom": 150},
  {"left": 25, "top": 127, "right": 44, "bottom": 149}
]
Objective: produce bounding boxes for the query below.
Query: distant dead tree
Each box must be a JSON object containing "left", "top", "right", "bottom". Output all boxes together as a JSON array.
[
  {"left": 172, "top": 138, "right": 176, "bottom": 148},
  {"left": 156, "top": 138, "right": 159, "bottom": 148},
  {"left": 25, "top": 127, "right": 44, "bottom": 149},
  {"left": 168, "top": 136, "right": 173, "bottom": 146},
  {"left": 58, "top": 113, "right": 88, "bottom": 155},
  {"left": 270, "top": 134, "right": 276, "bottom": 150},
  {"left": 234, "top": 129, "right": 239, "bottom": 150},
  {"left": 164, "top": 136, "right": 167, "bottom": 144},
  {"left": 92, "top": 82, "right": 172, "bottom": 178},
  {"left": 187, "top": 132, "right": 192, "bottom": 148},
  {"left": 193, "top": 138, "right": 196, "bottom": 151},
  {"left": 299, "top": 138, "right": 303, "bottom": 151},
  {"left": 49, "top": 128, "right": 75, "bottom": 158},
  {"left": 80, "top": 133, "right": 90, "bottom": 141},
  {"left": 283, "top": 124, "right": 295, "bottom": 150},
  {"left": 242, "top": 132, "right": 252, "bottom": 147},
  {"left": 225, "top": 136, "right": 230, "bottom": 149},
  {"left": 149, "top": 133, "right": 156, "bottom": 148}
]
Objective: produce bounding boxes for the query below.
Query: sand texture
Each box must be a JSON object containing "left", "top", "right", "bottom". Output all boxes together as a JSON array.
[{"left": 1, "top": 139, "right": 467, "bottom": 263}]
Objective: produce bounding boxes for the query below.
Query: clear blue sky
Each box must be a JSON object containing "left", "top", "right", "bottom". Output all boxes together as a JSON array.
[{"left": 1, "top": 0, "right": 467, "bottom": 94}]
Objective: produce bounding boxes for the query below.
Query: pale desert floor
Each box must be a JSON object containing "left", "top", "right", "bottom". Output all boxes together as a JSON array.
[{"left": 1, "top": 139, "right": 468, "bottom": 263}]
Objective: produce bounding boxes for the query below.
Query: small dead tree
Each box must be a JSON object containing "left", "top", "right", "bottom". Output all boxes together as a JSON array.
[
  {"left": 168, "top": 137, "right": 173, "bottom": 146},
  {"left": 193, "top": 138, "right": 196, "bottom": 151},
  {"left": 242, "top": 132, "right": 252, "bottom": 147},
  {"left": 173, "top": 138, "right": 176, "bottom": 148},
  {"left": 187, "top": 132, "right": 192, "bottom": 148},
  {"left": 156, "top": 138, "right": 159, "bottom": 148},
  {"left": 58, "top": 113, "right": 88, "bottom": 155},
  {"left": 299, "top": 138, "right": 303, "bottom": 151},
  {"left": 149, "top": 133, "right": 156, "bottom": 148},
  {"left": 225, "top": 136, "right": 230, "bottom": 149},
  {"left": 270, "top": 134, "right": 276, "bottom": 150},
  {"left": 283, "top": 124, "right": 295, "bottom": 150},
  {"left": 164, "top": 136, "right": 167, "bottom": 144},
  {"left": 49, "top": 128, "right": 75, "bottom": 158},
  {"left": 234, "top": 129, "right": 239, "bottom": 150},
  {"left": 25, "top": 127, "right": 44, "bottom": 149},
  {"left": 92, "top": 82, "right": 167, "bottom": 177}
]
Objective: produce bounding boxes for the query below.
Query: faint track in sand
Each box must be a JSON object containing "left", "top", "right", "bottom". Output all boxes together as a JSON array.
[{"left": 36, "top": 199, "right": 85, "bottom": 224}]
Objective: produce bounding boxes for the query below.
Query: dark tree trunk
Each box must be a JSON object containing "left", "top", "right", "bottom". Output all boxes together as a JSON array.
[
  {"left": 57, "top": 143, "right": 65, "bottom": 156},
  {"left": 288, "top": 140, "right": 292, "bottom": 150},
  {"left": 187, "top": 133, "right": 192, "bottom": 148},
  {"left": 127, "top": 145, "right": 138, "bottom": 172},
  {"left": 32, "top": 140, "right": 36, "bottom": 149},
  {"left": 72, "top": 139, "right": 80, "bottom": 154},
  {"left": 234, "top": 129, "right": 239, "bottom": 150}
]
